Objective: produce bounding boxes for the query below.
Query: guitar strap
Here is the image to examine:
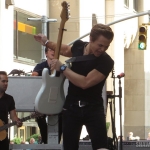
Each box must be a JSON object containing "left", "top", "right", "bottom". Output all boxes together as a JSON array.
[{"left": 65, "top": 54, "right": 96, "bottom": 63}]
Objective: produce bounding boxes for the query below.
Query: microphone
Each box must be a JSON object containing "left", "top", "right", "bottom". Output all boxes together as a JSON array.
[{"left": 117, "top": 72, "right": 125, "bottom": 78}]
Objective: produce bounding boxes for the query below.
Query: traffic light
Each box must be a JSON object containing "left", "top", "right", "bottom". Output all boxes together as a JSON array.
[{"left": 138, "top": 25, "right": 147, "bottom": 50}]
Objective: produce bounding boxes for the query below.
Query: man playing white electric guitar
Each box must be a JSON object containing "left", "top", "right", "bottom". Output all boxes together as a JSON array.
[
  {"left": 34, "top": 23, "right": 114, "bottom": 150},
  {"left": 0, "top": 71, "right": 22, "bottom": 150}
]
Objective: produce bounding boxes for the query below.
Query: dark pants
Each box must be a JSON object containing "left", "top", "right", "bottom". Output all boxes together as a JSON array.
[
  {"left": 36, "top": 115, "right": 47, "bottom": 144},
  {"left": 0, "top": 137, "right": 9, "bottom": 150},
  {"left": 62, "top": 105, "right": 107, "bottom": 150},
  {"left": 36, "top": 114, "right": 62, "bottom": 144}
]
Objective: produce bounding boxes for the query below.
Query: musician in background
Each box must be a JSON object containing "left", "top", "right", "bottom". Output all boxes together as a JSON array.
[
  {"left": 34, "top": 23, "right": 114, "bottom": 150},
  {"left": 0, "top": 71, "right": 22, "bottom": 150},
  {"left": 32, "top": 47, "right": 54, "bottom": 76},
  {"left": 31, "top": 47, "right": 62, "bottom": 144}
]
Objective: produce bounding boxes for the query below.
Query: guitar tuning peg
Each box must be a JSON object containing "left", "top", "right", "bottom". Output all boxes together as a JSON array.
[{"left": 67, "top": 2, "right": 70, "bottom": 6}]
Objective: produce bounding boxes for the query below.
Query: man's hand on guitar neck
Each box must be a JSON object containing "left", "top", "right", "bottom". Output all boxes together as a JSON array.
[
  {"left": 16, "top": 118, "right": 23, "bottom": 127},
  {"left": 10, "top": 109, "right": 22, "bottom": 128},
  {"left": 50, "top": 59, "right": 63, "bottom": 72},
  {"left": 34, "top": 33, "right": 48, "bottom": 46}
]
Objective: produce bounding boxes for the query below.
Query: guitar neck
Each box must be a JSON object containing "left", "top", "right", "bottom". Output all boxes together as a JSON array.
[
  {"left": 54, "top": 1, "right": 69, "bottom": 59},
  {"left": 0, "top": 115, "right": 32, "bottom": 132},
  {"left": 55, "top": 21, "right": 65, "bottom": 59}
]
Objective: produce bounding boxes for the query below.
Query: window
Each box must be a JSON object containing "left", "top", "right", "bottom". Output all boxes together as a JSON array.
[
  {"left": 124, "top": 0, "right": 129, "bottom": 8},
  {"left": 14, "top": 8, "right": 42, "bottom": 64},
  {"left": 133, "top": 0, "right": 138, "bottom": 12}
]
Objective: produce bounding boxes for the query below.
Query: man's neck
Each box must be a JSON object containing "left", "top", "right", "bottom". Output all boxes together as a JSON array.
[
  {"left": 84, "top": 43, "right": 93, "bottom": 55},
  {"left": 47, "top": 59, "right": 52, "bottom": 67}
]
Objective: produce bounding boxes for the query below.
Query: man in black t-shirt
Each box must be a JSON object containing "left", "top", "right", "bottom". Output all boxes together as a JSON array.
[
  {"left": 0, "top": 71, "right": 22, "bottom": 150},
  {"left": 32, "top": 47, "right": 54, "bottom": 76},
  {"left": 34, "top": 24, "right": 114, "bottom": 150}
]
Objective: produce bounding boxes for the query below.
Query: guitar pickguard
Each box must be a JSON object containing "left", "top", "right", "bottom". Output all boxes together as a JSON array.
[{"left": 35, "top": 68, "right": 66, "bottom": 115}]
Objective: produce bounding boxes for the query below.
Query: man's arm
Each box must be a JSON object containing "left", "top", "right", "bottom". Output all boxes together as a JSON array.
[
  {"left": 63, "top": 68, "right": 106, "bottom": 89},
  {"left": 31, "top": 72, "right": 39, "bottom": 76},
  {"left": 46, "top": 41, "right": 72, "bottom": 57},
  {"left": 34, "top": 34, "right": 72, "bottom": 57},
  {"left": 10, "top": 109, "right": 22, "bottom": 127},
  {"left": 50, "top": 59, "right": 106, "bottom": 89},
  {"left": 31, "top": 64, "right": 41, "bottom": 76}
]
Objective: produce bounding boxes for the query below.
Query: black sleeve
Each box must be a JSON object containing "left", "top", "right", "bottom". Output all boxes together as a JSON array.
[
  {"left": 71, "top": 40, "right": 85, "bottom": 57},
  {"left": 96, "top": 54, "right": 114, "bottom": 77},
  {"left": 33, "top": 64, "right": 42, "bottom": 76},
  {"left": 9, "top": 96, "right": 15, "bottom": 113}
]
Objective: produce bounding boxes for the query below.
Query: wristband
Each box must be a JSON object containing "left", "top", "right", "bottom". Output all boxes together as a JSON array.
[{"left": 45, "top": 40, "right": 49, "bottom": 46}]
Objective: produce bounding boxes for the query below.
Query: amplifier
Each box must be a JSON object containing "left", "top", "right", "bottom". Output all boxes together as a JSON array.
[
  {"left": 79, "top": 140, "right": 91, "bottom": 145},
  {"left": 121, "top": 140, "right": 150, "bottom": 150},
  {"left": 79, "top": 140, "right": 92, "bottom": 150}
]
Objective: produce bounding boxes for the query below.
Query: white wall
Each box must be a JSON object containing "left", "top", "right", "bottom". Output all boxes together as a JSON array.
[
  {"left": 0, "top": 1, "right": 14, "bottom": 73},
  {"left": 0, "top": 0, "right": 49, "bottom": 73},
  {"left": 14, "top": 0, "right": 48, "bottom": 16},
  {"left": 79, "top": 0, "right": 105, "bottom": 41}
]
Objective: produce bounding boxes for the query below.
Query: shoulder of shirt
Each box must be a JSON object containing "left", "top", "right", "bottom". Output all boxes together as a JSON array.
[
  {"left": 4, "top": 93, "right": 14, "bottom": 99},
  {"left": 37, "top": 60, "right": 47, "bottom": 65},
  {"left": 73, "top": 40, "right": 88, "bottom": 46},
  {"left": 35, "top": 61, "right": 47, "bottom": 68},
  {"left": 102, "top": 52, "right": 114, "bottom": 62},
  {"left": 72, "top": 40, "right": 88, "bottom": 54}
]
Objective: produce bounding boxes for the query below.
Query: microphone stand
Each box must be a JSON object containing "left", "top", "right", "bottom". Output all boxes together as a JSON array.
[
  {"left": 108, "top": 75, "right": 124, "bottom": 150},
  {"left": 111, "top": 69, "right": 118, "bottom": 149},
  {"left": 118, "top": 77, "right": 123, "bottom": 150}
]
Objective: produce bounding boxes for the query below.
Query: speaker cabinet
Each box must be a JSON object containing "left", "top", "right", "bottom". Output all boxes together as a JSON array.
[{"left": 119, "top": 141, "right": 150, "bottom": 150}]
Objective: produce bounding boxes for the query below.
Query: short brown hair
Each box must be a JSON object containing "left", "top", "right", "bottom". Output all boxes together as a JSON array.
[
  {"left": 90, "top": 23, "right": 114, "bottom": 42},
  {"left": 45, "top": 47, "right": 54, "bottom": 53},
  {"left": 0, "top": 71, "right": 7, "bottom": 79},
  {"left": 45, "top": 47, "right": 48, "bottom": 53},
  {"left": 0, "top": 71, "right": 7, "bottom": 76}
]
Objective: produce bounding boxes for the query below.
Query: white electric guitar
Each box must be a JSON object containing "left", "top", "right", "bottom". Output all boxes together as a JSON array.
[{"left": 35, "top": 1, "right": 70, "bottom": 115}]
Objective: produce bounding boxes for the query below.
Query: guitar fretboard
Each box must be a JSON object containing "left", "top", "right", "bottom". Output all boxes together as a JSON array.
[{"left": 0, "top": 115, "right": 32, "bottom": 132}]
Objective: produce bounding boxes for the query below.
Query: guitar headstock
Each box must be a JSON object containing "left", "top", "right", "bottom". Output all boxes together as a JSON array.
[
  {"left": 31, "top": 112, "right": 44, "bottom": 119},
  {"left": 60, "top": 1, "right": 70, "bottom": 22}
]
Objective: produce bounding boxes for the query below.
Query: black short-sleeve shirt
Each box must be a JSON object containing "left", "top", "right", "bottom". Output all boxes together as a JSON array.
[
  {"left": 0, "top": 93, "right": 15, "bottom": 125},
  {"left": 33, "top": 61, "right": 51, "bottom": 76},
  {"left": 33, "top": 60, "right": 60, "bottom": 77},
  {"left": 65, "top": 40, "right": 114, "bottom": 106}
]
